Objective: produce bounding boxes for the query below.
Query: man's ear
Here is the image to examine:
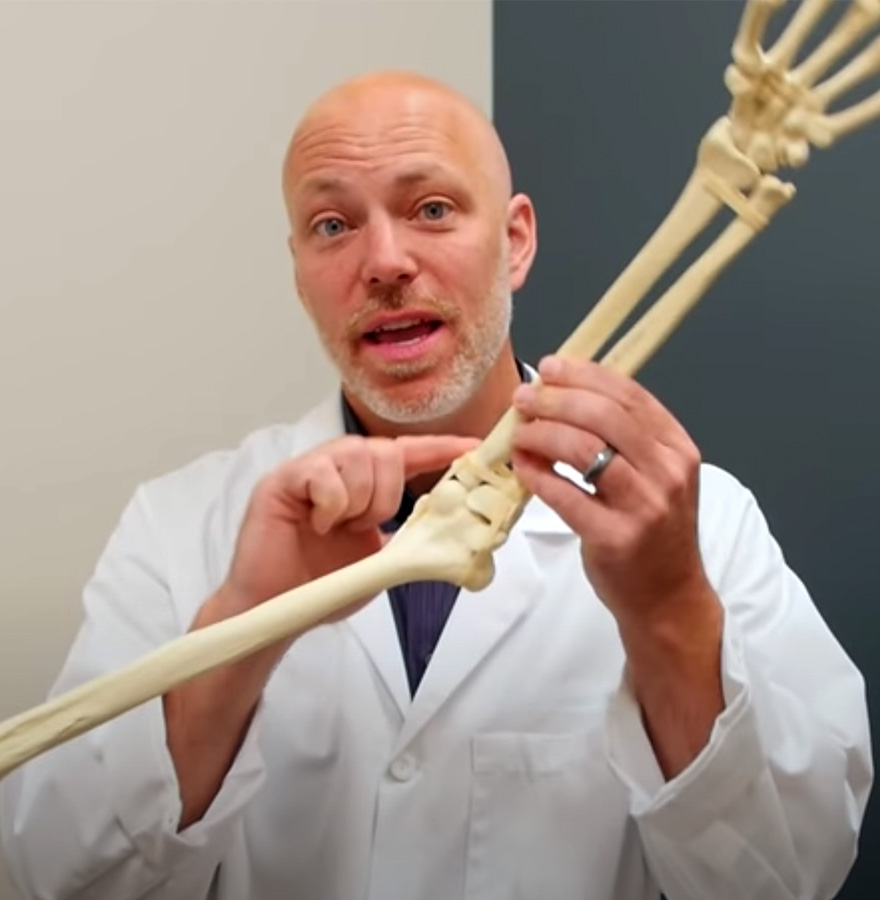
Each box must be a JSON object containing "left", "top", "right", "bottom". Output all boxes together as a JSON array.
[{"left": 506, "top": 193, "right": 538, "bottom": 292}]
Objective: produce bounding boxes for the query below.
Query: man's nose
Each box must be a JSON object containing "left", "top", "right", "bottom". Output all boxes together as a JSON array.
[{"left": 360, "top": 219, "right": 418, "bottom": 286}]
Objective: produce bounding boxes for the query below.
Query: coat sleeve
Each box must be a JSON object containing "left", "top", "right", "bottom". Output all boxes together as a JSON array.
[
  {"left": 603, "top": 466, "right": 873, "bottom": 900},
  {"left": 0, "top": 485, "right": 268, "bottom": 900}
]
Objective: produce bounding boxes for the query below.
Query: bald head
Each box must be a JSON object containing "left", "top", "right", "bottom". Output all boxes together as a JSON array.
[
  {"left": 281, "top": 70, "right": 512, "bottom": 222},
  {"left": 279, "top": 71, "right": 538, "bottom": 430}
]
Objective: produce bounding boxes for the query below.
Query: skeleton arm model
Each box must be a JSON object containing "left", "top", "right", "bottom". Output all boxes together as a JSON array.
[{"left": 0, "top": 0, "right": 878, "bottom": 784}]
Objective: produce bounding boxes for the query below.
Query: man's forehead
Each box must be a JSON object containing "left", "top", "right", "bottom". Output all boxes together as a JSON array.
[
  {"left": 295, "top": 161, "right": 470, "bottom": 198},
  {"left": 304, "top": 77, "right": 467, "bottom": 129},
  {"left": 282, "top": 76, "right": 512, "bottom": 210}
]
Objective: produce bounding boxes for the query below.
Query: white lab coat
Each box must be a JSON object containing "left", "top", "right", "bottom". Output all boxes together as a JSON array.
[{"left": 0, "top": 393, "right": 872, "bottom": 900}]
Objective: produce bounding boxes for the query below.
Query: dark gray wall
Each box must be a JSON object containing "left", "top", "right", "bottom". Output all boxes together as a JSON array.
[{"left": 494, "top": 1, "right": 879, "bottom": 896}]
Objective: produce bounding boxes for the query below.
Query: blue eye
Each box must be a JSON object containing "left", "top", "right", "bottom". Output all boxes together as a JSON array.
[
  {"left": 315, "top": 218, "right": 347, "bottom": 237},
  {"left": 420, "top": 201, "right": 451, "bottom": 221}
]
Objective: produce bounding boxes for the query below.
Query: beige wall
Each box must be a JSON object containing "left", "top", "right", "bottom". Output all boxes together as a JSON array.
[{"left": 0, "top": 1, "right": 490, "bottom": 896}]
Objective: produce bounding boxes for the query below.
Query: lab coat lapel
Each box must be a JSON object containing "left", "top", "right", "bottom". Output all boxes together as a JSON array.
[
  {"left": 391, "top": 498, "right": 573, "bottom": 753},
  {"left": 346, "top": 591, "right": 412, "bottom": 717},
  {"left": 298, "top": 395, "right": 414, "bottom": 716}
]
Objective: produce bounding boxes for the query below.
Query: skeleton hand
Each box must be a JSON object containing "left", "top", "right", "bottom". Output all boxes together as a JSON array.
[{"left": 726, "top": 0, "right": 880, "bottom": 171}]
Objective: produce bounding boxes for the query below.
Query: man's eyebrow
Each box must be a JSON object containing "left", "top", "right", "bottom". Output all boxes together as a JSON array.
[
  {"left": 296, "top": 175, "right": 350, "bottom": 198},
  {"left": 391, "top": 164, "right": 463, "bottom": 189},
  {"left": 295, "top": 164, "right": 466, "bottom": 202}
]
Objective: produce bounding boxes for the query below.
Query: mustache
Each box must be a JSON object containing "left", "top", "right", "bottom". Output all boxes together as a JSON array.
[{"left": 345, "top": 287, "right": 460, "bottom": 338}]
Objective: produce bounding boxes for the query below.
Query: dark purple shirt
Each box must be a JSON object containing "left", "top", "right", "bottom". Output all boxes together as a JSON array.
[{"left": 340, "top": 361, "right": 530, "bottom": 696}]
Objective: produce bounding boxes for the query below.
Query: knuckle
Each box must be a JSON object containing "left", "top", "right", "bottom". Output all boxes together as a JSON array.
[
  {"left": 547, "top": 388, "right": 574, "bottom": 422},
  {"left": 668, "top": 466, "right": 692, "bottom": 499},
  {"left": 560, "top": 390, "right": 585, "bottom": 424},
  {"left": 666, "top": 447, "right": 700, "bottom": 495},
  {"left": 512, "top": 419, "right": 544, "bottom": 452},
  {"left": 684, "top": 441, "right": 702, "bottom": 469},
  {"left": 254, "top": 468, "right": 279, "bottom": 496},
  {"left": 619, "top": 376, "right": 644, "bottom": 408},
  {"left": 559, "top": 356, "right": 584, "bottom": 382},
  {"left": 374, "top": 443, "right": 405, "bottom": 486},
  {"left": 371, "top": 436, "right": 399, "bottom": 463},
  {"left": 311, "top": 455, "right": 339, "bottom": 482},
  {"left": 332, "top": 434, "right": 368, "bottom": 463},
  {"left": 532, "top": 385, "right": 558, "bottom": 417},
  {"left": 592, "top": 394, "right": 619, "bottom": 425},
  {"left": 645, "top": 493, "right": 671, "bottom": 528}
]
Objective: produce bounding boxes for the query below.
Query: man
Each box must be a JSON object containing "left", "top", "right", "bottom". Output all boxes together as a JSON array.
[{"left": 0, "top": 70, "right": 872, "bottom": 900}]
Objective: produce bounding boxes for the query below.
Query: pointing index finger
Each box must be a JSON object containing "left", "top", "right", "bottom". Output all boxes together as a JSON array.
[{"left": 397, "top": 435, "right": 479, "bottom": 479}]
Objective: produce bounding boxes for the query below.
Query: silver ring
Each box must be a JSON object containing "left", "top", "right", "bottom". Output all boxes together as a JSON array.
[{"left": 583, "top": 445, "right": 616, "bottom": 495}]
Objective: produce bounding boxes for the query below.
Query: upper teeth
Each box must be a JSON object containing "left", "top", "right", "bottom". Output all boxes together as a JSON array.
[{"left": 374, "top": 319, "right": 424, "bottom": 332}]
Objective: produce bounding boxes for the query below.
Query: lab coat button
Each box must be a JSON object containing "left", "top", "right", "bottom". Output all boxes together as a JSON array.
[{"left": 389, "top": 754, "right": 417, "bottom": 782}]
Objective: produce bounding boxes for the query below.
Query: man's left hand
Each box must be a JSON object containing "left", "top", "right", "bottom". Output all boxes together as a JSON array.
[
  {"left": 510, "top": 355, "right": 725, "bottom": 777},
  {"left": 510, "top": 354, "right": 714, "bottom": 634}
]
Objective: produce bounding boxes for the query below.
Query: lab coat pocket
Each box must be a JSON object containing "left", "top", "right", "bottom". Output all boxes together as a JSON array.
[{"left": 465, "top": 722, "right": 611, "bottom": 900}]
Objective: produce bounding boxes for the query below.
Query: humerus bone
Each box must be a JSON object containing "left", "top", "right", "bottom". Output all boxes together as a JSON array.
[{"left": 1, "top": 0, "right": 879, "bottom": 781}]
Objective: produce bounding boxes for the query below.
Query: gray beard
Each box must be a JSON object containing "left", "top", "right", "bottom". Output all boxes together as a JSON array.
[{"left": 339, "top": 293, "right": 512, "bottom": 425}]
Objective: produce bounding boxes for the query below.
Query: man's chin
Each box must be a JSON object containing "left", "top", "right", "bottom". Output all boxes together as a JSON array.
[
  {"left": 349, "top": 373, "right": 471, "bottom": 425},
  {"left": 348, "top": 358, "right": 443, "bottom": 395}
]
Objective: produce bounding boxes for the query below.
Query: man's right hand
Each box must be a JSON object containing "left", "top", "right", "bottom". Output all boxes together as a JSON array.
[
  {"left": 164, "top": 432, "right": 475, "bottom": 829},
  {"left": 219, "top": 433, "right": 478, "bottom": 617}
]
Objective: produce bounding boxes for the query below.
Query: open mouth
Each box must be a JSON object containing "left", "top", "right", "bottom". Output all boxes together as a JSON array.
[{"left": 364, "top": 319, "right": 443, "bottom": 345}]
